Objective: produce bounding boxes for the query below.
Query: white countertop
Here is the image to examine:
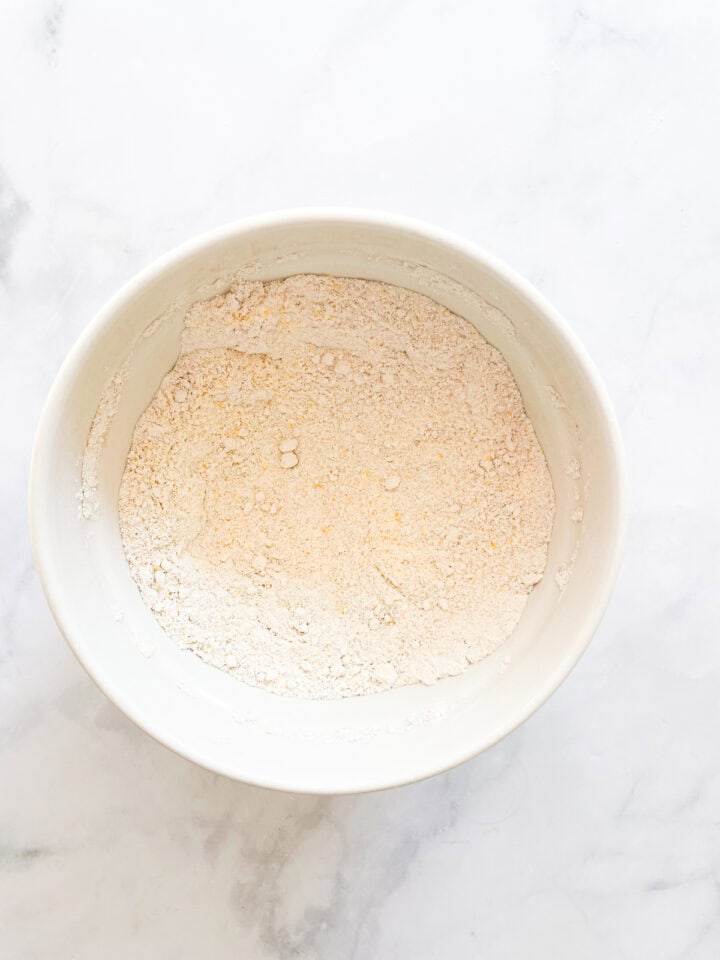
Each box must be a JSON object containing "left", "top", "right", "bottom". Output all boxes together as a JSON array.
[{"left": 2, "top": 1, "right": 719, "bottom": 957}]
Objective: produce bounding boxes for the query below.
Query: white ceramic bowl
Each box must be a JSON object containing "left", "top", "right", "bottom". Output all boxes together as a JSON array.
[{"left": 30, "top": 210, "right": 626, "bottom": 794}]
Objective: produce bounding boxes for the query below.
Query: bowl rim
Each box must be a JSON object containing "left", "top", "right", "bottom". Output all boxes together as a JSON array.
[{"left": 29, "top": 207, "right": 628, "bottom": 793}]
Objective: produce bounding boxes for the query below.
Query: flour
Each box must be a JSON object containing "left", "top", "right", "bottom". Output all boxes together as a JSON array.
[
  {"left": 81, "top": 370, "right": 127, "bottom": 520},
  {"left": 116, "top": 275, "right": 555, "bottom": 699}
]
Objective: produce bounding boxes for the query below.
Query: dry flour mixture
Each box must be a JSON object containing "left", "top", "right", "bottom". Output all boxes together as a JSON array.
[{"left": 117, "top": 275, "right": 555, "bottom": 699}]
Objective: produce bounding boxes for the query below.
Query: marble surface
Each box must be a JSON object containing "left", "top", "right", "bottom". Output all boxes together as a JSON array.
[{"left": 2, "top": 0, "right": 719, "bottom": 956}]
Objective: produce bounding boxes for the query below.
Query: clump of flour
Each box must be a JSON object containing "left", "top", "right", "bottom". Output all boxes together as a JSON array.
[{"left": 117, "top": 275, "right": 555, "bottom": 699}]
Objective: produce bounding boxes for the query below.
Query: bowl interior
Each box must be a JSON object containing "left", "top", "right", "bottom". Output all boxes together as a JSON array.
[{"left": 31, "top": 214, "right": 624, "bottom": 792}]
